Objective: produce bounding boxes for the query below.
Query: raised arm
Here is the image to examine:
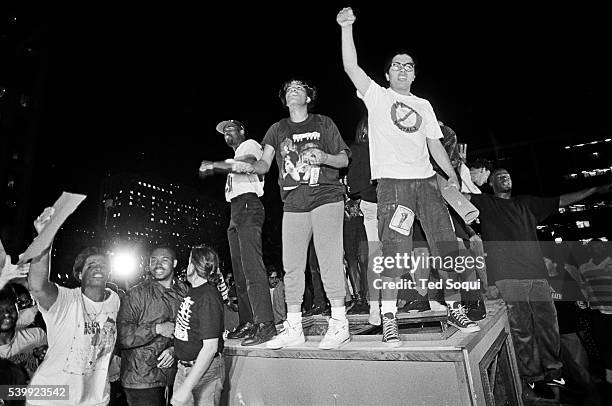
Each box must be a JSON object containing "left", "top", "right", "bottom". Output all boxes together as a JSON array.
[
  {"left": 559, "top": 183, "right": 612, "bottom": 207},
  {"left": 337, "top": 7, "right": 370, "bottom": 96},
  {"left": 28, "top": 208, "right": 59, "bottom": 311}
]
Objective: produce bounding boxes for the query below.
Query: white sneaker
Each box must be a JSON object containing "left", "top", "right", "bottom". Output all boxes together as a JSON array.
[
  {"left": 265, "top": 321, "right": 305, "bottom": 349},
  {"left": 429, "top": 300, "right": 448, "bottom": 312},
  {"left": 369, "top": 310, "right": 381, "bottom": 326},
  {"left": 319, "top": 318, "right": 351, "bottom": 350}
]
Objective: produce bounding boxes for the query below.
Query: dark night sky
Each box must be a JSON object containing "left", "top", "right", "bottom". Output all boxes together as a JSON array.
[{"left": 5, "top": 1, "right": 611, "bottom": 209}]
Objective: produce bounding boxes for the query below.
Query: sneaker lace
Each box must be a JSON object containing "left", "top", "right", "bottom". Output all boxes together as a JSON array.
[
  {"left": 383, "top": 317, "right": 399, "bottom": 338},
  {"left": 451, "top": 305, "right": 473, "bottom": 326}
]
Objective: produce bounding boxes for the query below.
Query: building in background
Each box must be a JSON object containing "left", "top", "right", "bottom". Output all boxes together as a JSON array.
[
  {"left": 99, "top": 172, "right": 229, "bottom": 287},
  {"left": 471, "top": 137, "right": 612, "bottom": 243}
]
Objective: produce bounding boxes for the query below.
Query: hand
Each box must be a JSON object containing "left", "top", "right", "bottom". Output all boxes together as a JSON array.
[
  {"left": 156, "top": 346, "right": 175, "bottom": 368},
  {"left": 155, "top": 321, "right": 175, "bottom": 338},
  {"left": 34, "top": 207, "right": 55, "bottom": 234},
  {"left": 225, "top": 300, "right": 239, "bottom": 312},
  {"left": 485, "top": 285, "right": 500, "bottom": 299},
  {"left": 0, "top": 256, "right": 30, "bottom": 283},
  {"left": 304, "top": 148, "right": 328, "bottom": 165},
  {"left": 199, "top": 160, "right": 215, "bottom": 177},
  {"left": 171, "top": 387, "right": 190, "bottom": 406},
  {"left": 232, "top": 161, "right": 254, "bottom": 174},
  {"left": 337, "top": 7, "right": 356, "bottom": 27}
]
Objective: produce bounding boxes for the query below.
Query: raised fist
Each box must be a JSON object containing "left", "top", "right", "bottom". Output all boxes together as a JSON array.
[{"left": 337, "top": 7, "right": 356, "bottom": 27}]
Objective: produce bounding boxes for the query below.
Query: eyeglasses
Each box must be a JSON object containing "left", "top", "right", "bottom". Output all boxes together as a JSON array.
[{"left": 390, "top": 62, "right": 415, "bottom": 72}]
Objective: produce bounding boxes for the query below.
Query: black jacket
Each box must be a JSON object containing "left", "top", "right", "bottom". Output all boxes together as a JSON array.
[{"left": 117, "top": 277, "right": 188, "bottom": 389}]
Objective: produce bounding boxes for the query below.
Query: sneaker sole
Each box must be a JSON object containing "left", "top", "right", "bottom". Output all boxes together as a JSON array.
[
  {"left": 265, "top": 336, "right": 306, "bottom": 350},
  {"left": 383, "top": 339, "right": 402, "bottom": 348},
  {"left": 318, "top": 335, "right": 351, "bottom": 350},
  {"left": 448, "top": 321, "right": 481, "bottom": 333}
]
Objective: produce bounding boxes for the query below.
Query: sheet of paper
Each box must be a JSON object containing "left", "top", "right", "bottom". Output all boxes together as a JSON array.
[{"left": 18, "top": 192, "right": 87, "bottom": 264}]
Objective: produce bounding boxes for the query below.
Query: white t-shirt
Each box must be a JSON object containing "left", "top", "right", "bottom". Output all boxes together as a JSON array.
[
  {"left": 225, "top": 139, "right": 265, "bottom": 201},
  {"left": 358, "top": 80, "right": 443, "bottom": 179},
  {"left": 0, "top": 327, "right": 46, "bottom": 378},
  {"left": 459, "top": 163, "right": 482, "bottom": 194},
  {"left": 28, "top": 286, "right": 120, "bottom": 406}
]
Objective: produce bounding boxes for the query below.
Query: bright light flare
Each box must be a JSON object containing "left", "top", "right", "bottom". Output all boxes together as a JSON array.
[{"left": 112, "top": 252, "right": 138, "bottom": 279}]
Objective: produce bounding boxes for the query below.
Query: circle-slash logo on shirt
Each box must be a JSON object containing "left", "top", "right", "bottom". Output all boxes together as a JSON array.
[{"left": 390, "top": 101, "right": 422, "bottom": 133}]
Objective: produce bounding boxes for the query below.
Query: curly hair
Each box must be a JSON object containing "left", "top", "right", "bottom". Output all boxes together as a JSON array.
[
  {"left": 72, "top": 247, "right": 107, "bottom": 280},
  {"left": 189, "top": 245, "right": 221, "bottom": 285},
  {"left": 278, "top": 78, "right": 317, "bottom": 110}
]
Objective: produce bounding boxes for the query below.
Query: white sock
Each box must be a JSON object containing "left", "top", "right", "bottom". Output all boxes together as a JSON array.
[
  {"left": 380, "top": 300, "right": 397, "bottom": 316},
  {"left": 331, "top": 306, "right": 347, "bottom": 321},
  {"left": 287, "top": 312, "right": 302, "bottom": 328},
  {"left": 369, "top": 301, "right": 379, "bottom": 314}
]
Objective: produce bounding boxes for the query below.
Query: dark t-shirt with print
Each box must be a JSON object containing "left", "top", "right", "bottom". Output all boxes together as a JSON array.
[
  {"left": 470, "top": 194, "right": 559, "bottom": 282},
  {"left": 262, "top": 114, "right": 350, "bottom": 212},
  {"left": 174, "top": 283, "right": 224, "bottom": 361}
]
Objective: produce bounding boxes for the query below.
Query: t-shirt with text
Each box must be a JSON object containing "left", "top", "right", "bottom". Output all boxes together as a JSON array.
[
  {"left": 225, "top": 139, "right": 265, "bottom": 202},
  {"left": 174, "top": 282, "right": 224, "bottom": 361},
  {"left": 28, "top": 286, "right": 120, "bottom": 406},
  {"left": 358, "top": 79, "right": 443, "bottom": 180},
  {"left": 262, "top": 114, "right": 350, "bottom": 212}
]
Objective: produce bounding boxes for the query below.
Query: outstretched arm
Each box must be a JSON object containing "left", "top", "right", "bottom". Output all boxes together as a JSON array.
[
  {"left": 198, "top": 155, "right": 258, "bottom": 177},
  {"left": 559, "top": 183, "right": 612, "bottom": 207},
  {"left": 337, "top": 7, "right": 370, "bottom": 96},
  {"left": 28, "top": 208, "right": 59, "bottom": 311},
  {"left": 232, "top": 144, "right": 275, "bottom": 176}
]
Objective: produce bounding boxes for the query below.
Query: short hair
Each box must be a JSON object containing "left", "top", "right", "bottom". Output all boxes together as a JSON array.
[
  {"left": 150, "top": 246, "right": 176, "bottom": 260},
  {"left": 189, "top": 245, "right": 220, "bottom": 285},
  {"left": 470, "top": 158, "right": 492, "bottom": 172},
  {"left": 72, "top": 246, "right": 107, "bottom": 280},
  {"left": 0, "top": 286, "right": 17, "bottom": 304},
  {"left": 278, "top": 78, "right": 317, "bottom": 110},
  {"left": 384, "top": 51, "right": 418, "bottom": 76}
]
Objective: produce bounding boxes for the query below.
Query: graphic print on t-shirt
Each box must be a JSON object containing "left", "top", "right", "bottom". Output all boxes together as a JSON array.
[
  {"left": 64, "top": 316, "right": 116, "bottom": 375},
  {"left": 279, "top": 132, "right": 323, "bottom": 190},
  {"left": 175, "top": 296, "right": 195, "bottom": 341},
  {"left": 390, "top": 101, "right": 423, "bottom": 133}
]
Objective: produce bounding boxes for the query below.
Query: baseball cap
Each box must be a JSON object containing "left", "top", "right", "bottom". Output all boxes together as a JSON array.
[{"left": 215, "top": 120, "right": 244, "bottom": 135}]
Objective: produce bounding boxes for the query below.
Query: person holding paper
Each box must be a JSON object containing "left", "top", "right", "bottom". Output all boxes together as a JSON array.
[
  {"left": 337, "top": 6, "right": 480, "bottom": 345},
  {"left": 27, "top": 207, "right": 120, "bottom": 406}
]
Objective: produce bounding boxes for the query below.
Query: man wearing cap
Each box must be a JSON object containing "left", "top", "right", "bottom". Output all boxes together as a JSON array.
[
  {"left": 199, "top": 120, "right": 275, "bottom": 346},
  {"left": 232, "top": 79, "right": 352, "bottom": 350}
]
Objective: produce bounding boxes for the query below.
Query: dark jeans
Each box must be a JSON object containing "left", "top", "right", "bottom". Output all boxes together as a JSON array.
[
  {"left": 228, "top": 193, "right": 273, "bottom": 324},
  {"left": 343, "top": 217, "right": 368, "bottom": 298},
  {"left": 377, "top": 176, "right": 461, "bottom": 302},
  {"left": 496, "top": 279, "right": 562, "bottom": 382},
  {"left": 123, "top": 387, "right": 166, "bottom": 406}
]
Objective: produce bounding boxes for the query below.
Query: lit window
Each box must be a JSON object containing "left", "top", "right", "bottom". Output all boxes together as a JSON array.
[{"left": 576, "top": 221, "right": 590, "bottom": 229}]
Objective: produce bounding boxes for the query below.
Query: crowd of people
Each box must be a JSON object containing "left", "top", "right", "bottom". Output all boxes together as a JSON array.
[{"left": 1, "top": 6, "right": 611, "bottom": 406}]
